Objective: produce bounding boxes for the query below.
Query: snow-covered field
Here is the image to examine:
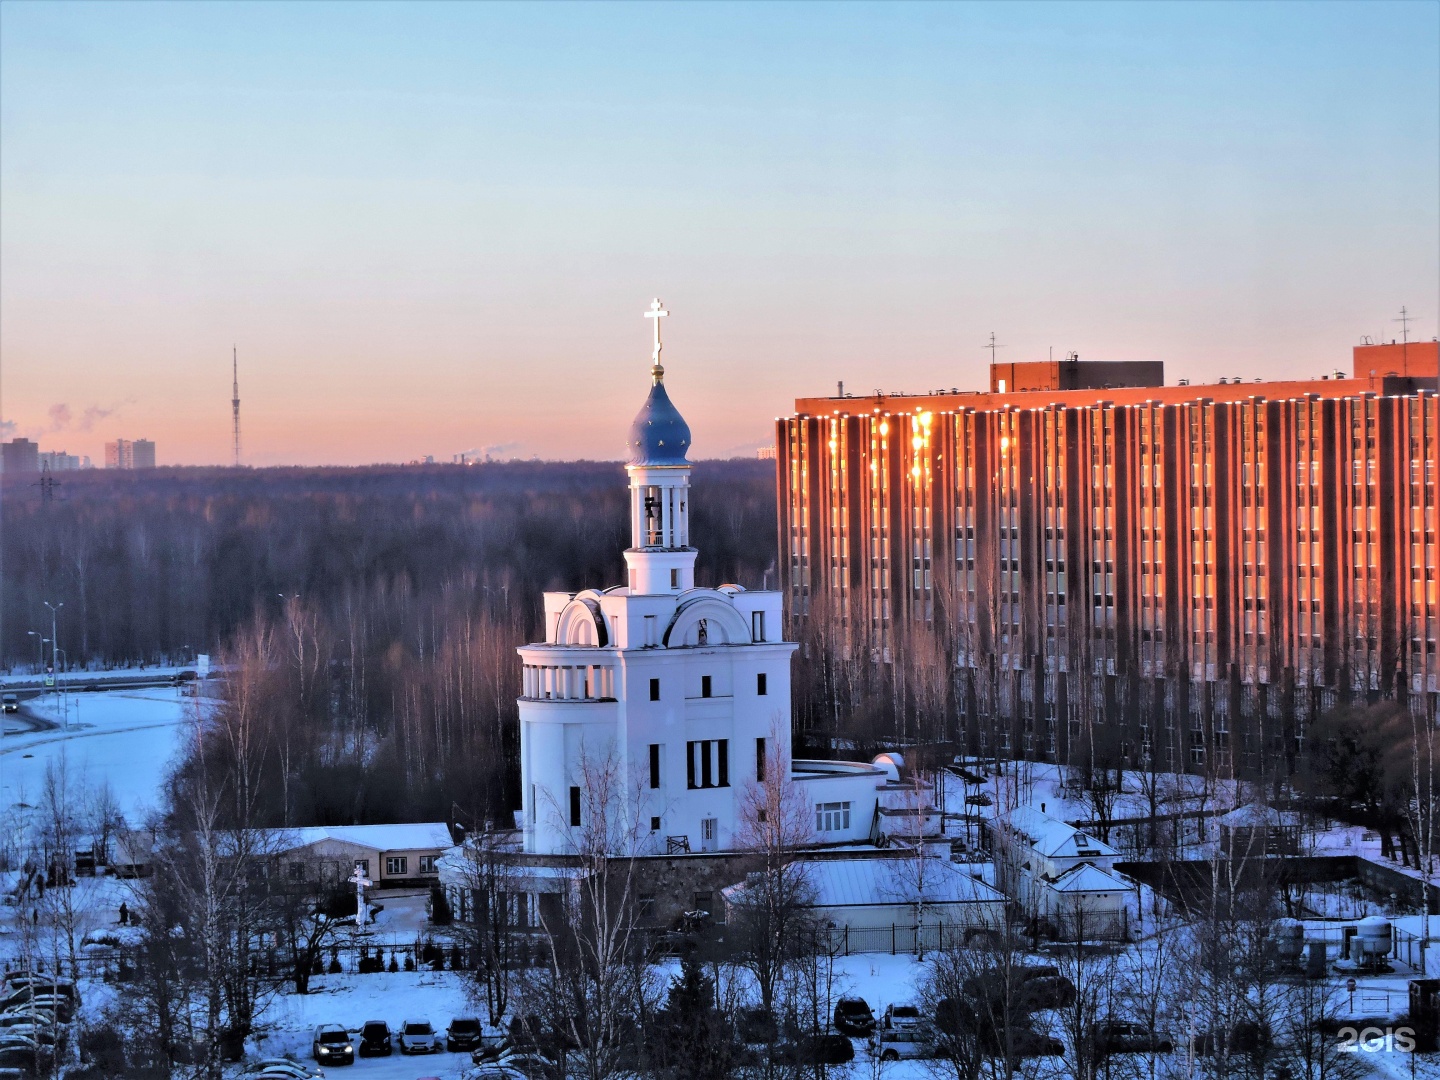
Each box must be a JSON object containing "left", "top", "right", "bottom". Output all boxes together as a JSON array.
[{"left": 0, "top": 686, "right": 201, "bottom": 819}]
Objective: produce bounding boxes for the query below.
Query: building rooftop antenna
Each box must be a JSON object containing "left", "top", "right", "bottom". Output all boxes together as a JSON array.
[
  {"left": 231, "top": 346, "right": 241, "bottom": 468},
  {"left": 985, "top": 332, "right": 1004, "bottom": 365},
  {"left": 1395, "top": 306, "right": 1414, "bottom": 370}
]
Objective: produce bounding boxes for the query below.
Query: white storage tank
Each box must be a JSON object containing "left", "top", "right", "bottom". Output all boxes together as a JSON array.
[{"left": 1357, "top": 916, "right": 1392, "bottom": 960}]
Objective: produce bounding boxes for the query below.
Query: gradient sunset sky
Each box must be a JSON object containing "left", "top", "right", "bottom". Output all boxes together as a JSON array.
[{"left": 2, "top": 1, "right": 1436, "bottom": 466}]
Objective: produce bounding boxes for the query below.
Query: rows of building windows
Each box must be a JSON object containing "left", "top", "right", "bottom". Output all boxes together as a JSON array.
[{"left": 780, "top": 380, "right": 1440, "bottom": 766}]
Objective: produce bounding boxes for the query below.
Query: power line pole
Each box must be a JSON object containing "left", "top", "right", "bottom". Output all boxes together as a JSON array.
[
  {"left": 232, "top": 346, "right": 242, "bottom": 467},
  {"left": 34, "top": 462, "right": 59, "bottom": 504}
]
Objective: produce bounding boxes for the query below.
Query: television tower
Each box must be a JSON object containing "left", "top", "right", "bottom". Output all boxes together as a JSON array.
[{"left": 231, "top": 346, "right": 241, "bottom": 467}]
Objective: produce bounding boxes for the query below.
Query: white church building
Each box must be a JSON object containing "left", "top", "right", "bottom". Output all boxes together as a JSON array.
[{"left": 517, "top": 301, "right": 890, "bottom": 859}]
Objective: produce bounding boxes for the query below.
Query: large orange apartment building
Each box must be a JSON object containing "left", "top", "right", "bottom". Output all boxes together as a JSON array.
[{"left": 777, "top": 341, "right": 1440, "bottom": 774}]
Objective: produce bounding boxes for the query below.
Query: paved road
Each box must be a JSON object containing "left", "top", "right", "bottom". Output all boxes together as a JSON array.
[{"left": 1, "top": 702, "right": 60, "bottom": 738}]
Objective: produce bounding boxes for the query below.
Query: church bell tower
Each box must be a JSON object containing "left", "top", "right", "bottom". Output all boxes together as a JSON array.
[{"left": 624, "top": 299, "right": 698, "bottom": 595}]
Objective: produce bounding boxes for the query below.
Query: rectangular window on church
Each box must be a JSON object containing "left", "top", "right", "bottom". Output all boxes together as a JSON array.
[
  {"left": 650, "top": 678, "right": 660, "bottom": 701},
  {"left": 569, "top": 786, "right": 581, "bottom": 827},
  {"left": 649, "top": 744, "right": 661, "bottom": 789},
  {"left": 752, "top": 611, "right": 766, "bottom": 641},
  {"left": 816, "top": 801, "right": 851, "bottom": 833},
  {"left": 671, "top": 569, "right": 679, "bottom": 589},
  {"left": 756, "top": 738, "right": 766, "bottom": 783},
  {"left": 757, "top": 672, "right": 767, "bottom": 696},
  {"left": 702, "top": 675, "right": 712, "bottom": 698},
  {"left": 686, "top": 740, "right": 729, "bottom": 789}
]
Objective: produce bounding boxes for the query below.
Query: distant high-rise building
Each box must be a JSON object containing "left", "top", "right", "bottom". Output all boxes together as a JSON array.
[
  {"left": 1, "top": 438, "right": 39, "bottom": 474},
  {"left": 106, "top": 439, "right": 155, "bottom": 469},
  {"left": 38, "top": 451, "right": 87, "bottom": 471},
  {"left": 756, "top": 445, "right": 778, "bottom": 460},
  {"left": 779, "top": 340, "right": 1440, "bottom": 771}
]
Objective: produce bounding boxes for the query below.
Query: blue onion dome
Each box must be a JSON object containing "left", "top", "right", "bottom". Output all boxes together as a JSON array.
[{"left": 627, "top": 374, "right": 692, "bottom": 465}]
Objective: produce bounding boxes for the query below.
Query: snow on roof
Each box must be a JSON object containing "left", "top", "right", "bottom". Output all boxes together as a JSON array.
[
  {"left": 281, "top": 823, "right": 454, "bottom": 853},
  {"left": 1217, "top": 803, "right": 1300, "bottom": 829},
  {"left": 726, "top": 857, "right": 1005, "bottom": 910},
  {"left": 1001, "top": 806, "right": 1118, "bottom": 860},
  {"left": 1050, "top": 862, "right": 1135, "bottom": 895}
]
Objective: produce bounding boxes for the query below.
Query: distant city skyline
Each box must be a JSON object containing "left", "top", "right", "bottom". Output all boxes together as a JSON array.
[{"left": 1, "top": 1, "right": 1436, "bottom": 466}]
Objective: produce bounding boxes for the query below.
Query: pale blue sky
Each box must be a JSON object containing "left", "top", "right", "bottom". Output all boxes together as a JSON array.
[{"left": 2, "top": 1, "right": 1436, "bottom": 464}]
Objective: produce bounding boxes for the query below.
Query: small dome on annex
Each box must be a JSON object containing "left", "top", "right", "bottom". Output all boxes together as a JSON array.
[{"left": 626, "top": 379, "right": 692, "bottom": 466}]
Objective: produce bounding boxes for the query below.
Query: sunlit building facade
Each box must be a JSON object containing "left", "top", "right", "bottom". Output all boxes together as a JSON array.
[{"left": 778, "top": 342, "right": 1440, "bottom": 774}]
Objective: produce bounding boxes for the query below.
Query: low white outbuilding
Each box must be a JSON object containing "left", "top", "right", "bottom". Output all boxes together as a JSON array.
[{"left": 722, "top": 854, "right": 1006, "bottom": 953}]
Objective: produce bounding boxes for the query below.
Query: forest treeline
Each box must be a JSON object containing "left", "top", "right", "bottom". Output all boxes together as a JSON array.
[
  {"left": 5, "top": 461, "right": 776, "bottom": 666},
  {"left": 4, "top": 461, "right": 778, "bottom": 825}
]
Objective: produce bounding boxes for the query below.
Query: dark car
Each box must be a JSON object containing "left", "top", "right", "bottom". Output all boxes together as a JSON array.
[
  {"left": 2, "top": 695, "right": 17, "bottom": 714},
  {"left": 1094, "top": 1020, "right": 1175, "bottom": 1057},
  {"left": 1001, "top": 1028, "right": 1064, "bottom": 1058},
  {"left": 737, "top": 1007, "right": 778, "bottom": 1045},
  {"left": 311, "top": 1025, "right": 353, "bottom": 1065},
  {"left": 787, "top": 1033, "right": 855, "bottom": 1065},
  {"left": 962, "top": 966, "right": 1075, "bottom": 1014},
  {"left": 359, "top": 1020, "right": 392, "bottom": 1057},
  {"left": 834, "top": 997, "right": 875, "bottom": 1037},
  {"left": 447, "top": 1017, "right": 483, "bottom": 1052}
]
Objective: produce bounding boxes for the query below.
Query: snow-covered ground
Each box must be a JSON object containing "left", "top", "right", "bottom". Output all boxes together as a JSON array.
[{"left": 0, "top": 686, "right": 202, "bottom": 820}]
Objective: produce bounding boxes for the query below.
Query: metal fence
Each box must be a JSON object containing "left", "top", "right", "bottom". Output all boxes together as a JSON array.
[{"left": 805, "top": 923, "right": 985, "bottom": 957}]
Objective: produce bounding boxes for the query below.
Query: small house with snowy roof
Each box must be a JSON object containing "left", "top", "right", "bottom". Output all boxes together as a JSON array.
[{"left": 992, "top": 806, "right": 1134, "bottom": 939}]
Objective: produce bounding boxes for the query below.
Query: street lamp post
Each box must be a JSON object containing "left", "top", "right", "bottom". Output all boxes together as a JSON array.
[
  {"left": 43, "top": 601, "right": 64, "bottom": 723},
  {"left": 54, "top": 648, "right": 69, "bottom": 730},
  {"left": 26, "top": 631, "right": 44, "bottom": 674}
]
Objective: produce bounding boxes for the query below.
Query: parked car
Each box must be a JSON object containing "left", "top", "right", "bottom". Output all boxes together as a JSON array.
[
  {"left": 834, "top": 997, "right": 875, "bottom": 1036},
  {"left": 873, "top": 1028, "right": 934, "bottom": 1061},
  {"left": 500, "top": 1051, "right": 555, "bottom": 1079},
  {"left": 244, "top": 1060, "right": 323, "bottom": 1079},
  {"left": 2, "top": 995, "right": 70, "bottom": 1024},
  {"left": 736, "top": 1007, "right": 778, "bottom": 1044},
  {"left": 0, "top": 1044, "right": 51, "bottom": 1073},
  {"left": 311, "top": 1026, "right": 354, "bottom": 1066},
  {"left": 0, "top": 989, "right": 71, "bottom": 1021},
  {"left": 1, "top": 695, "right": 16, "bottom": 714},
  {"left": 993, "top": 1028, "right": 1064, "bottom": 1058},
  {"left": 255, "top": 1065, "right": 325, "bottom": 1080},
  {"left": 786, "top": 1033, "right": 855, "bottom": 1065},
  {"left": 399, "top": 1019, "right": 440, "bottom": 1054},
  {"left": 471, "top": 1031, "right": 510, "bottom": 1063},
  {"left": 962, "top": 966, "right": 1076, "bottom": 1013},
  {"left": 882, "top": 1003, "right": 923, "bottom": 1031},
  {"left": 358, "top": 1021, "right": 392, "bottom": 1057},
  {"left": 466, "top": 1066, "right": 527, "bottom": 1080},
  {"left": 1093, "top": 1020, "right": 1175, "bottom": 1057},
  {"left": 447, "top": 1017, "right": 484, "bottom": 1052},
  {"left": 0, "top": 979, "right": 78, "bottom": 1007}
]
